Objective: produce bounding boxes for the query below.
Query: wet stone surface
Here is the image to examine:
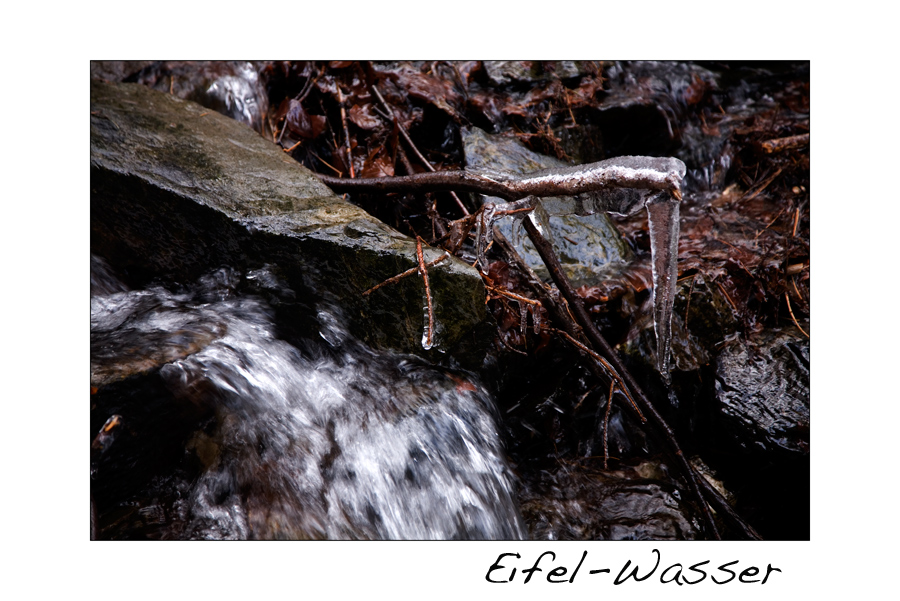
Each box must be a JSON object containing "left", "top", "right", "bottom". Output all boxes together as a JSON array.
[
  {"left": 518, "top": 460, "right": 701, "bottom": 540},
  {"left": 713, "top": 328, "right": 810, "bottom": 456},
  {"left": 90, "top": 80, "right": 488, "bottom": 365},
  {"left": 462, "top": 126, "right": 632, "bottom": 284}
]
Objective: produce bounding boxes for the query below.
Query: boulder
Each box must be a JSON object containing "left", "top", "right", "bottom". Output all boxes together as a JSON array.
[{"left": 90, "top": 80, "right": 488, "bottom": 364}]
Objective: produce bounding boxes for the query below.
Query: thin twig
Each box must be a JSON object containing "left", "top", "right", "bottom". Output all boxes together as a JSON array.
[
  {"left": 785, "top": 291, "right": 810, "bottom": 338},
  {"left": 573, "top": 385, "right": 597, "bottom": 413},
  {"left": 282, "top": 139, "right": 303, "bottom": 153},
  {"left": 742, "top": 167, "right": 783, "bottom": 202},
  {"left": 496, "top": 331, "right": 529, "bottom": 356},
  {"left": 396, "top": 144, "right": 416, "bottom": 176},
  {"left": 486, "top": 286, "right": 541, "bottom": 306},
  {"left": 791, "top": 277, "right": 806, "bottom": 304},
  {"left": 417, "top": 236, "right": 435, "bottom": 348},
  {"left": 309, "top": 150, "right": 342, "bottom": 176},
  {"left": 336, "top": 86, "right": 354, "bottom": 178},
  {"left": 716, "top": 280, "right": 740, "bottom": 315},
  {"left": 362, "top": 253, "right": 450, "bottom": 296},
  {"left": 603, "top": 380, "right": 615, "bottom": 469},
  {"left": 494, "top": 206, "right": 535, "bottom": 217},
  {"left": 755, "top": 206, "right": 786, "bottom": 239},
  {"left": 553, "top": 327, "right": 643, "bottom": 421},
  {"left": 684, "top": 273, "right": 697, "bottom": 327}
]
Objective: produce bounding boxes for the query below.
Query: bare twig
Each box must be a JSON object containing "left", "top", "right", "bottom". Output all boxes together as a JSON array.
[
  {"left": 397, "top": 144, "right": 416, "bottom": 177},
  {"left": 785, "top": 291, "right": 810, "bottom": 338},
  {"left": 573, "top": 385, "right": 597, "bottom": 413},
  {"left": 282, "top": 139, "right": 303, "bottom": 153},
  {"left": 417, "top": 236, "right": 435, "bottom": 348},
  {"left": 742, "top": 167, "right": 783, "bottom": 202},
  {"left": 759, "top": 133, "right": 809, "bottom": 154},
  {"left": 716, "top": 280, "right": 740, "bottom": 315},
  {"left": 336, "top": 86, "right": 354, "bottom": 178},
  {"left": 603, "top": 380, "right": 615, "bottom": 470},
  {"left": 552, "top": 328, "right": 643, "bottom": 421},
  {"left": 317, "top": 156, "right": 759, "bottom": 540},
  {"left": 310, "top": 151, "right": 342, "bottom": 176},
  {"left": 362, "top": 253, "right": 450, "bottom": 296},
  {"left": 486, "top": 285, "right": 541, "bottom": 306},
  {"left": 755, "top": 206, "right": 787, "bottom": 238},
  {"left": 791, "top": 277, "right": 807, "bottom": 304}
]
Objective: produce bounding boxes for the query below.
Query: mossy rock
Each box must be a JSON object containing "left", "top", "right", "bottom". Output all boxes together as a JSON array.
[{"left": 90, "top": 80, "right": 487, "bottom": 365}]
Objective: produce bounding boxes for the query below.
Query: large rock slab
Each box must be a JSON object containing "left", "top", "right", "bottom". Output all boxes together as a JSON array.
[{"left": 90, "top": 80, "right": 487, "bottom": 363}]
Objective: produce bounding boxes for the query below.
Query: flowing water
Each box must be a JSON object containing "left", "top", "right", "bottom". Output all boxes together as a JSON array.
[{"left": 91, "top": 258, "right": 526, "bottom": 540}]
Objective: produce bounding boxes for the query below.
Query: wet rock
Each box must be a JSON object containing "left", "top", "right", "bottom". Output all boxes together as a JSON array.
[
  {"left": 674, "top": 272, "right": 742, "bottom": 352},
  {"left": 483, "top": 61, "right": 600, "bottom": 86},
  {"left": 90, "top": 287, "right": 229, "bottom": 388},
  {"left": 597, "top": 61, "right": 720, "bottom": 158},
  {"left": 518, "top": 460, "right": 701, "bottom": 540},
  {"left": 90, "top": 80, "right": 488, "bottom": 365},
  {"left": 713, "top": 328, "right": 809, "bottom": 456},
  {"left": 91, "top": 254, "right": 129, "bottom": 297},
  {"left": 620, "top": 271, "right": 739, "bottom": 380},
  {"left": 92, "top": 61, "right": 271, "bottom": 134},
  {"left": 462, "top": 126, "right": 632, "bottom": 284},
  {"left": 90, "top": 60, "right": 157, "bottom": 83}
]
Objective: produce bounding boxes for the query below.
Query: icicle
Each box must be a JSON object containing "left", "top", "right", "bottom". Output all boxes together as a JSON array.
[
  {"left": 519, "top": 300, "right": 528, "bottom": 335},
  {"left": 646, "top": 194, "right": 680, "bottom": 383},
  {"left": 531, "top": 304, "right": 541, "bottom": 335},
  {"left": 421, "top": 298, "right": 434, "bottom": 351}
]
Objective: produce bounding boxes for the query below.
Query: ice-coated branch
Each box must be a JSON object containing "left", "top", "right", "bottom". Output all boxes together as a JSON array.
[
  {"left": 318, "top": 155, "right": 685, "bottom": 205},
  {"left": 318, "top": 155, "right": 686, "bottom": 379}
]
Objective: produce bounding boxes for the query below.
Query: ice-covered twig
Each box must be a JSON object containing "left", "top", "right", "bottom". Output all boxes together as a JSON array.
[
  {"left": 416, "top": 236, "right": 435, "bottom": 350},
  {"left": 319, "top": 155, "right": 686, "bottom": 378}
]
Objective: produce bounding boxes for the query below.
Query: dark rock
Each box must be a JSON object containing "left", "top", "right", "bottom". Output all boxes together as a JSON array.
[
  {"left": 90, "top": 80, "right": 488, "bottom": 366},
  {"left": 462, "top": 126, "right": 632, "bottom": 284},
  {"left": 92, "top": 61, "right": 271, "bottom": 134},
  {"left": 519, "top": 460, "right": 701, "bottom": 540},
  {"left": 90, "top": 286, "right": 229, "bottom": 388},
  {"left": 713, "top": 328, "right": 810, "bottom": 456},
  {"left": 90, "top": 60, "right": 156, "bottom": 83},
  {"left": 483, "top": 61, "right": 599, "bottom": 86}
]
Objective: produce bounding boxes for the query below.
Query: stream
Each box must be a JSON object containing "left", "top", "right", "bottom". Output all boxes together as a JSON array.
[{"left": 91, "top": 259, "right": 526, "bottom": 539}]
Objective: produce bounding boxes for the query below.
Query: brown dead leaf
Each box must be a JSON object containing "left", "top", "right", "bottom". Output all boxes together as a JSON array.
[
  {"left": 360, "top": 150, "right": 394, "bottom": 178},
  {"left": 348, "top": 103, "right": 381, "bottom": 130},
  {"left": 286, "top": 99, "right": 326, "bottom": 139}
]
